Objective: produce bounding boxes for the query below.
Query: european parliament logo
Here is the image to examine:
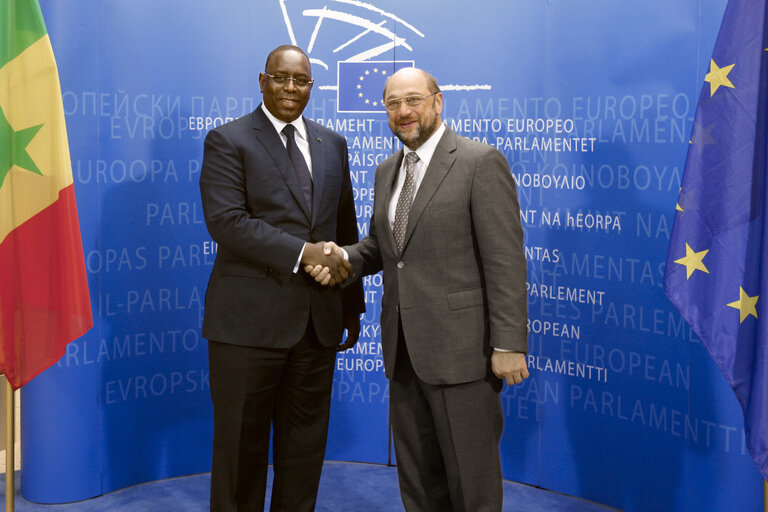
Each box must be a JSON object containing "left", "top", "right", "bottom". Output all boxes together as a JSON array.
[
  {"left": 337, "top": 61, "right": 413, "bottom": 113},
  {"left": 274, "top": 1, "right": 490, "bottom": 113}
]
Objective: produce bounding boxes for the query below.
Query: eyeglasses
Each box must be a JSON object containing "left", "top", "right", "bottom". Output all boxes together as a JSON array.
[
  {"left": 384, "top": 92, "right": 438, "bottom": 112},
  {"left": 264, "top": 73, "right": 314, "bottom": 87}
]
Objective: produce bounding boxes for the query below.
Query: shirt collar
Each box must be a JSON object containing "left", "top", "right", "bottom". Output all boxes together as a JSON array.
[
  {"left": 403, "top": 122, "right": 446, "bottom": 169},
  {"left": 261, "top": 103, "right": 308, "bottom": 142}
]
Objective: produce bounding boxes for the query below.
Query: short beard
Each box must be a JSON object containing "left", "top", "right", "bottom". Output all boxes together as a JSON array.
[{"left": 396, "top": 116, "right": 440, "bottom": 150}]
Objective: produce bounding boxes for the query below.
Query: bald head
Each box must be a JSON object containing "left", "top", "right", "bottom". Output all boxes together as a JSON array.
[
  {"left": 382, "top": 67, "right": 440, "bottom": 101},
  {"left": 264, "top": 44, "right": 310, "bottom": 71}
]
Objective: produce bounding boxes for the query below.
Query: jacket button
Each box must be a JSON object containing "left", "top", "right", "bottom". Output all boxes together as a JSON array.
[{"left": 397, "top": 261, "right": 404, "bottom": 269}]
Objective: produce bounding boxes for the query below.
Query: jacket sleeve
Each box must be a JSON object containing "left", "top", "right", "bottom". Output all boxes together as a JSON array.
[
  {"left": 345, "top": 157, "right": 385, "bottom": 280},
  {"left": 335, "top": 142, "right": 366, "bottom": 315},
  {"left": 470, "top": 146, "right": 528, "bottom": 353},
  {"left": 199, "top": 127, "right": 305, "bottom": 274}
]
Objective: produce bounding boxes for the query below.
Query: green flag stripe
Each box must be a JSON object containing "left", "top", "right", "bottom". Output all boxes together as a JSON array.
[{"left": 0, "top": 0, "right": 47, "bottom": 70}]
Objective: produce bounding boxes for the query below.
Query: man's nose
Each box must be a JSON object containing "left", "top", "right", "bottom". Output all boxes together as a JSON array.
[{"left": 397, "top": 101, "right": 413, "bottom": 115}]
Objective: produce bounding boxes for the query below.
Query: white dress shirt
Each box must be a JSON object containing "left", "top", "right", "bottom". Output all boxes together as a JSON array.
[
  {"left": 261, "top": 103, "right": 313, "bottom": 176},
  {"left": 387, "top": 123, "right": 446, "bottom": 228}
]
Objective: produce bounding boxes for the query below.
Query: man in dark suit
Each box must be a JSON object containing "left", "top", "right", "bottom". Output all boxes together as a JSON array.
[
  {"left": 308, "top": 67, "right": 529, "bottom": 511},
  {"left": 200, "top": 45, "right": 365, "bottom": 511}
]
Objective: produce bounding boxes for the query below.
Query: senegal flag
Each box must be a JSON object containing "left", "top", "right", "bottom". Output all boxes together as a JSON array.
[{"left": 0, "top": 0, "right": 92, "bottom": 389}]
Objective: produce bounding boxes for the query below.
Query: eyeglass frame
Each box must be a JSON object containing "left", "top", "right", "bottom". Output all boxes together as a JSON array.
[
  {"left": 383, "top": 92, "right": 439, "bottom": 112},
  {"left": 263, "top": 72, "right": 315, "bottom": 87}
]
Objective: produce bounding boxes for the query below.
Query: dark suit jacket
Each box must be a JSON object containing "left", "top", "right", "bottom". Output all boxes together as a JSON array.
[
  {"left": 200, "top": 106, "right": 364, "bottom": 348},
  {"left": 347, "top": 127, "right": 527, "bottom": 385}
]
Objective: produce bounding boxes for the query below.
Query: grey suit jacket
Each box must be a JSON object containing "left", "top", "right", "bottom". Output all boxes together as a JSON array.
[{"left": 347, "top": 126, "right": 527, "bottom": 385}]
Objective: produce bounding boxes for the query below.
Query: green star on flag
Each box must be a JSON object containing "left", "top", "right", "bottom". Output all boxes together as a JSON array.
[{"left": 0, "top": 105, "right": 44, "bottom": 187}]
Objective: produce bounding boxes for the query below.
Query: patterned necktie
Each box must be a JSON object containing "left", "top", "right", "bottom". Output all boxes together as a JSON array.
[
  {"left": 282, "top": 124, "right": 313, "bottom": 212},
  {"left": 393, "top": 152, "right": 420, "bottom": 253}
]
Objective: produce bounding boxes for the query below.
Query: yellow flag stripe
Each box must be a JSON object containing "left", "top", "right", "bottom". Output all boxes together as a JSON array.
[{"left": 0, "top": 34, "right": 73, "bottom": 245}]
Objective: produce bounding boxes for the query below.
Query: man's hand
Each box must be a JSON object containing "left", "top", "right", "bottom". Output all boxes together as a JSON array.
[
  {"left": 491, "top": 351, "right": 530, "bottom": 386},
  {"left": 301, "top": 241, "right": 352, "bottom": 286},
  {"left": 304, "top": 242, "right": 346, "bottom": 286},
  {"left": 337, "top": 313, "right": 361, "bottom": 351}
]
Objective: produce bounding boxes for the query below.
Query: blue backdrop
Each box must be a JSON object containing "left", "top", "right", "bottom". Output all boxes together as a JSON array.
[{"left": 21, "top": 1, "right": 763, "bottom": 510}]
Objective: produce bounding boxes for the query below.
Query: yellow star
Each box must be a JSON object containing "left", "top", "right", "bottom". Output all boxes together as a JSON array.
[
  {"left": 727, "top": 287, "right": 759, "bottom": 323},
  {"left": 357, "top": 84, "right": 362, "bottom": 89},
  {"left": 358, "top": 93, "right": 363, "bottom": 97},
  {"left": 382, "top": 70, "right": 387, "bottom": 75},
  {"left": 704, "top": 59, "right": 735, "bottom": 96},
  {"left": 359, "top": 76, "right": 364, "bottom": 81},
  {"left": 674, "top": 243, "right": 710, "bottom": 279},
  {"left": 365, "top": 70, "right": 370, "bottom": 75},
  {"left": 365, "top": 99, "right": 370, "bottom": 104},
  {"left": 373, "top": 67, "right": 379, "bottom": 73}
]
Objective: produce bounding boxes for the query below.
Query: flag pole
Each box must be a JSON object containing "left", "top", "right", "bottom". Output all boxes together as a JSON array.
[
  {"left": 763, "top": 480, "right": 767, "bottom": 512},
  {"left": 5, "top": 376, "right": 13, "bottom": 511}
]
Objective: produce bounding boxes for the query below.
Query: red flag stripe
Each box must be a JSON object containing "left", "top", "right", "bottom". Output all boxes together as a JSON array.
[{"left": 0, "top": 184, "right": 92, "bottom": 389}]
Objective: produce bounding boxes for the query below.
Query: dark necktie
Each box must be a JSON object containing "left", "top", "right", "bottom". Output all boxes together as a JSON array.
[
  {"left": 282, "top": 124, "right": 313, "bottom": 212},
  {"left": 393, "top": 152, "right": 419, "bottom": 252}
]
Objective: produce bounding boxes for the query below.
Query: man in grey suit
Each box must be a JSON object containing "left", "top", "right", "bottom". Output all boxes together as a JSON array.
[
  {"left": 200, "top": 45, "right": 365, "bottom": 511},
  {"left": 308, "top": 67, "right": 529, "bottom": 511}
]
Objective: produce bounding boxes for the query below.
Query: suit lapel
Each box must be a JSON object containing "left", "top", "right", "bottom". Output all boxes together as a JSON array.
[
  {"left": 251, "top": 107, "right": 312, "bottom": 221},
  {"left": 401, "top": 128, "right": 457, "bottom": 251},
  {"left": 305, "top": 120, "right": 325, "bottom": 226}
]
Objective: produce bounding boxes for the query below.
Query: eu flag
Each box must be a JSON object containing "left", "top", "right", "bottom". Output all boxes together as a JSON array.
[
  {"left": 664, "top": 0, "right": 768, "bottom": 479},
  {"left": 337, "top": 60, "right": 413, "bottom": 113}
]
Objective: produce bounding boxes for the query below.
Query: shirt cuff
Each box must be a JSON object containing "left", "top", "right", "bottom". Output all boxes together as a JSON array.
[{"left": 293, "top": 243, "right": 306, "bottom": 273}]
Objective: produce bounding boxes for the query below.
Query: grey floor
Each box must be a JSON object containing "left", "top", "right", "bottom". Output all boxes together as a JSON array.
[{"left": 6, "top": 461, "right": 620, "bottom": 511}]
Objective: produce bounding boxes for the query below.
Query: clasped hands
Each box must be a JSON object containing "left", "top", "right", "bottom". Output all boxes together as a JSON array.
[
  {"left": 302, "top": 241, "right": 359, "bottom": 351},
  {"left": 301, "top": 241, "right": 349, "bottom": 286}
]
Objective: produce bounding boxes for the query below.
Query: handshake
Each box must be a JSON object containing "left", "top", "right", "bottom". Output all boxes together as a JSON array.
[{"left": 301, "top": 241, "right": 349, "bottom": 286}]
